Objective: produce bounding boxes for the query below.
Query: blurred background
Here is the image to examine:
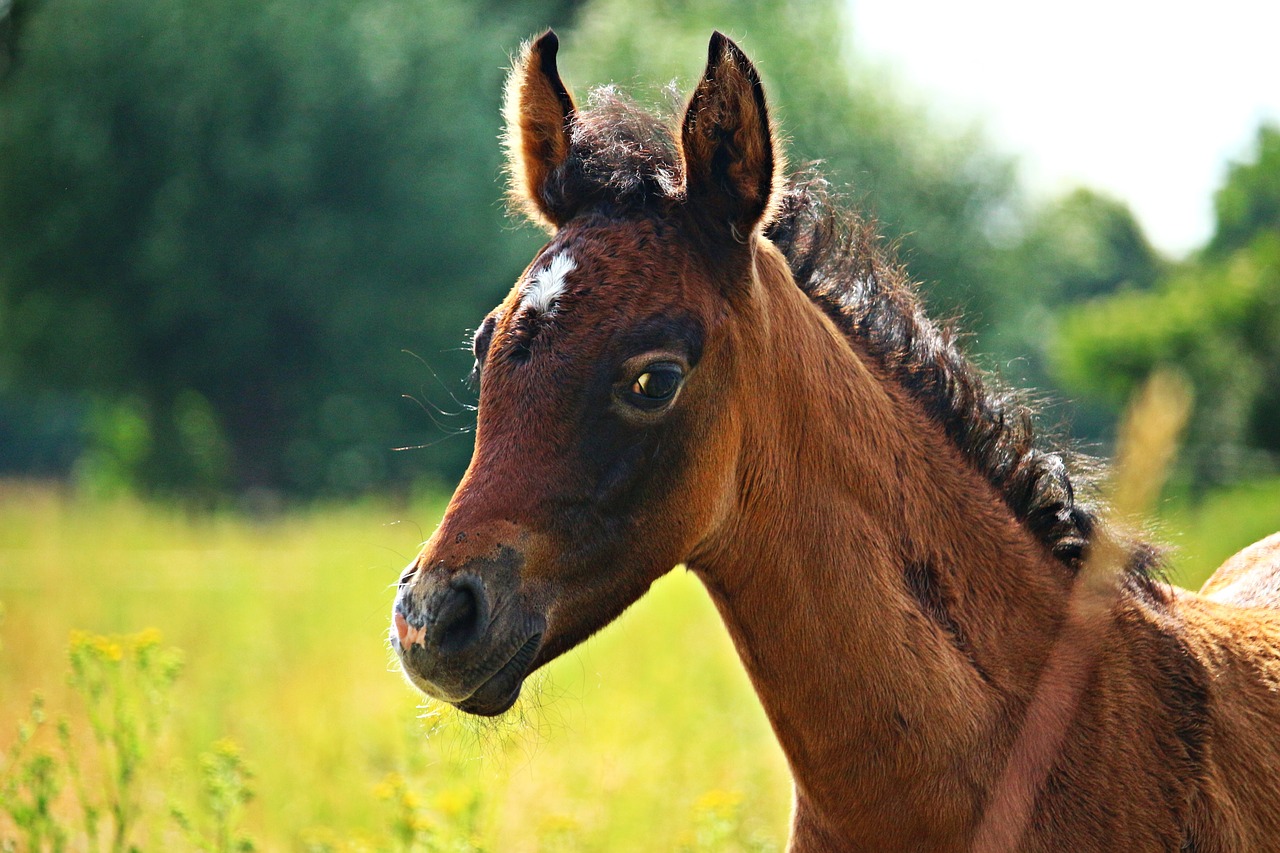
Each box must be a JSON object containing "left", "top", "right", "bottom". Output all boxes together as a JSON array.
[
  {"left": 1, "top": 0, "right": 1278, "bottom": 849},
  {"left": 2, "top": 0, "right": 1277, "bottom": 501}
]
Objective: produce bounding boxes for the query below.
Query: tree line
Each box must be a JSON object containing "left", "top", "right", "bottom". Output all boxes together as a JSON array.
[{"left": 0, "top": 0, "right": 1275, "bottom": 499}]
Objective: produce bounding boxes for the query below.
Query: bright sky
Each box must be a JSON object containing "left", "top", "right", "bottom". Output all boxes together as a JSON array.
[{"left": 846, "top": 0, "right": 1280, "bottom": 256}]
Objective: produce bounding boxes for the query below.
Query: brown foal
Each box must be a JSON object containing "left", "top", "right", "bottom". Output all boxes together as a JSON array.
[{"left": 390, "top": 30, "right": 1280, "bottom": 851}]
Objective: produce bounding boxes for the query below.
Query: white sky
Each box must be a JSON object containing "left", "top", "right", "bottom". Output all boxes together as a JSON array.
[{"left": 846, "top": 0, "right": 1280, "bottom": 256}]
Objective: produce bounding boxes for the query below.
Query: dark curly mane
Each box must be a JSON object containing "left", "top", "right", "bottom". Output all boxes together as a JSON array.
[
  {"left": 540, "top": 87, "right": 1130, "bottom": 575},
  {"left": 764, "top": 173, "right": 1100, "bottom": 570}
]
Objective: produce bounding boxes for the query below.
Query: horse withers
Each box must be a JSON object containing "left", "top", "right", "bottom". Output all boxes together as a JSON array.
[{"left": 390, "top": 30, "right": 1280, "bottom": 852}]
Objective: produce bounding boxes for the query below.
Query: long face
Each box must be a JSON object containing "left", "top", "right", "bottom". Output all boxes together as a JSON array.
[
  {"left": 390, "top": 30, "right": 776, "bottom": 715},
  {"left": 391, "top": 217, "right": 742, "bottom": 714}
]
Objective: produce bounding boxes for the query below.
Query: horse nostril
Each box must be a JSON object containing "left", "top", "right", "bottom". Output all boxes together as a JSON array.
[{"left": 431, "top": 575, "right": 486, "bottom": 654}]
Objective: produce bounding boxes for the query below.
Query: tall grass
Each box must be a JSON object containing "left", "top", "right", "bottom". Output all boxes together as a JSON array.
[
  {"left": 0, "top": 484, "right": 789, "bottom": 850},
  {"left": 1, "top": 470, "right": 1276, "bottom": 848}
]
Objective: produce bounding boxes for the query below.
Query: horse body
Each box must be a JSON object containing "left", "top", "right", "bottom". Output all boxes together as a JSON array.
[
  {"left": 390, "top": 30, "right": 1280, "bottom": 850},
  {"left": 1176, "top": 588, "right": 1280, "bottom": 850}
]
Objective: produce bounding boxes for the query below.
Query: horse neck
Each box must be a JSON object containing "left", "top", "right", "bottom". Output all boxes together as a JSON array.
[{"left": 688, "top": 246, "right": 1075, "bottom": 846}]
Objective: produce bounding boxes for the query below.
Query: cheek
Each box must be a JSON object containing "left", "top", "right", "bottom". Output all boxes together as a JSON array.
[
  {"left": 588, "top": 407, "right": 702, "bottom": 515},
  {"left": 657, "top": 390, "right": 741, "bottom": 547},
  {"left": 594, "top": 442, "right": 653, "bottom": 506},
  {"left": 539, "top": 383, "right": 738, "bottom": 568},
  {"left": 629, "top": 403, "right": 740, "bottom": 560},
  {"left": 574, "top": 403, "right": 668, "bottom": 512}
]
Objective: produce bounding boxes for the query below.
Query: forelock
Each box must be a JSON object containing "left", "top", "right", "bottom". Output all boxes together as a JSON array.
[{"left": 514, "top": 86, "right": 683, "bottom": 223}]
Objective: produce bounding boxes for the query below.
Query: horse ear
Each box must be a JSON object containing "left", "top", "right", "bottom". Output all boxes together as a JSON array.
[
  {"left": 503, "top": 30, "right": 577, "bottom": 230},
  {"left": 680, "top": 32, "right": 781, "bottom": 240}
]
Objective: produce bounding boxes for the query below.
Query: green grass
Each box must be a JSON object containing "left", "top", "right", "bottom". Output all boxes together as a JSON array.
[
  {"left": 1160, "top": 477, "right": 1280, "bottom": 590},
  {"left": 0, "top": 484, "right": 788, "bottom": 850},
  {"left": 1, "top": 477, "right": 1277, "bottom": 849}
]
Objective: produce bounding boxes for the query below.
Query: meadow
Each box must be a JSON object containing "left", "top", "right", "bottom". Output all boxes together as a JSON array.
[{"left": 1, "top": 476, "right": 1278, "bottom": 850}]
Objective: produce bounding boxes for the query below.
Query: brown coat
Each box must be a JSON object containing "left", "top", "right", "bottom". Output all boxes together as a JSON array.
[{"left": 390, "top": 30, "right": 1280, "bottom": 852}]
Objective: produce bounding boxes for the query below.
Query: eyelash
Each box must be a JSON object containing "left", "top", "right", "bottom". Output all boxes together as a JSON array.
[{"left": 469, "top": 315, "right": 499, "bottom": 388}]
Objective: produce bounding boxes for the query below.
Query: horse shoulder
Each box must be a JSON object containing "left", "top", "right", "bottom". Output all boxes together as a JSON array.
[
  {"left": 1046, "top": 586, "right": 1280, "bottom": 851},
  {"left": 1168, "top": 585, "right": 1280, "bottom": 851},
  {"left": 1200, "top": 532, "right": 1280, "bottom": 609}
]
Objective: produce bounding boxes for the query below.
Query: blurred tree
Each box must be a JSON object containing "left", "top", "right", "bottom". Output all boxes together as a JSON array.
[
  {"left": 1208, "top": 125, "right": 1280, "bottom": 258},
  {"left": 0, "top": 0, "right": 12, "bottom": 79},
  {"left": 1007, "top": 188, "right": 1164, "bottom": 306},
  {"left": 0, "top": 0, "right": 33, "bottom": 80},
  {"left": 1055, "top": 127, "right": 1280, "bottom": 484},
  {"left": 1, "top": 0, "right": 1160, "bottom": 498},
  {"left": 979, "top": 188, "right": 1166, "bottom": 441},
  {"left": 0, "top": 0, "right": 584, "bottom": 496}
]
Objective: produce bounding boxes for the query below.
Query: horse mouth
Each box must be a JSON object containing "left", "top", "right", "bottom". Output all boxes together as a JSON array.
[{"left": 454, "top": 632, "right": 543, "bottom": 717}]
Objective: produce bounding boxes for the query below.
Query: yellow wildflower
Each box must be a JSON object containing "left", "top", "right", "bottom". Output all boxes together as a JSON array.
[
  {"left": 131, "top": 627, "right": 163, "bottom": 650},
  {"left": 694, "top": 788, "right": 742, "bottom": 816},
  {"left": 372, "top": 772, "right": 403, "bottom": 801},
  {"left": 432, "top": 787, "right": 472, "bottom": 817}
]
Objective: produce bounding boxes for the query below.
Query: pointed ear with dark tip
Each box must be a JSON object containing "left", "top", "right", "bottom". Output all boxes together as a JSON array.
[
  {"left": 680, "top": 32, "right": 781, "bottom": 241},
  {"left": 503, "top": 30, "right": 577, "bottom": 230}
]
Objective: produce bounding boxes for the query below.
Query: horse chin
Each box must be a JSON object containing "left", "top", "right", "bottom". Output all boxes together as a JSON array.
[
  {"left": 455, "top": 678, "right": 524, "bottom": 717},
  {"left": 452, "top": 631, "right": 543, "bottom": 717}
]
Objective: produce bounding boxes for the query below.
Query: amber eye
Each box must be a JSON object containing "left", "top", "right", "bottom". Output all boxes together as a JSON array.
[{"left": 627, "top": 362, "right": 684, "bottom": 410}]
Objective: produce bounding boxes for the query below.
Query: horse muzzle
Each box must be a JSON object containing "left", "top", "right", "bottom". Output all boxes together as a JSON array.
[{"left": 390, "top": 534, "right": 546, "bottom": 716}]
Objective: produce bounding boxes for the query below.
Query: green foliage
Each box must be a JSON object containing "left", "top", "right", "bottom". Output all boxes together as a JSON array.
[
  {"left": 65, "top": 629, "right": 184, "bottom": 851},
  {"left": 2, "top": 486, "right": 1276, "bottom": 847},
  {"left": 1209, "top": 125, "right": 1280, "bottom": 258},
  {"left": 0, "top": 0, "right": 1266, "bottom": 499},
  {"left": 0, "top": 0, "right": 1049, "bottom": 497},
  {"left": 0, "top": 629, "right": 188, "bottom": 852},
  {"left": 977, "top": 187, "right": 1168, "bottom": 441},
  {"left": 1162, "top": 477, "right": 1280, "bottom": 589},
  {"left": 0, "top": 587, "right": 786, "bottom": 850},
  {"left": 1, "top": 694, "right": 68, "bottom": 853},
  {"left": 370, "top": 772, "right": 486, "bottom": 853},
  {"left": 171, "top": 739, "right": 257, "bottom": 853},
  {"left": 678, "top": 789, "right": 779, "bottom": 853},
  {"left": 1054, "top": 124, "right": 1280, "bottom": 483},
  {"left": 0, "top": 0, "right": 581, "bottom": 496},
  {"left": 0, "top": 629, "right": 240, "bottom": 851},
  {"left": 0, "top": 489, "right": 793, "bottom": 849},
  {"left": 1005, "top": 188, "right": 1164, "bottom": 306}
]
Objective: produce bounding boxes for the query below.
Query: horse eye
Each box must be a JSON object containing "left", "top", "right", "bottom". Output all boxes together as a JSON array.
[
  {"left": 628, "top": 363, "right": 684, "bottom": 409},
  {"left": 473, "top": 315, "right": 498, "bottom": 363}
]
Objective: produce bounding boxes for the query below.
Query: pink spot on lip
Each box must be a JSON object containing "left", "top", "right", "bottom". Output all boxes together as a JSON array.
[{"left": 394, "top": 612, "right": 428, "bottom": 649}]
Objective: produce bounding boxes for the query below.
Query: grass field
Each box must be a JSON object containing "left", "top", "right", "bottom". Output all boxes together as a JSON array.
[
  {"left": 0, "top": 483, "right": 789, "bottom": 851},
  {"left": 1, "top": 476, "right": 1277, "bottom": 850}
]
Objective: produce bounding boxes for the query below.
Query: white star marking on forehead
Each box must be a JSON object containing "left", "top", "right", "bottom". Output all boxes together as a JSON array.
[{"left": 522, "top": 251, "right": 576, "bottom": 315}]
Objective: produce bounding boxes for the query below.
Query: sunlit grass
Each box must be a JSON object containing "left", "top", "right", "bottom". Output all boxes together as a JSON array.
[
  {"left": 1, "top": 472, "right": 1276, "bottom": 848},
  {"left": 0, "top": 483, "right": 789, "bottom": 850},
  {"left": 1162, "top": 476, "right": 1280, "bottom": 590}
]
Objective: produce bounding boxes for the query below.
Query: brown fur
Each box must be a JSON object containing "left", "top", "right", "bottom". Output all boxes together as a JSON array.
[
  {"left": 503, "top": 31, "right": 577, "bottom": 230},
  {"left": 391, "top": 31, "right": 1280, "bottom": 851},
  {"left": 681, "top": 32, "right": 786, "bottom": 239}
]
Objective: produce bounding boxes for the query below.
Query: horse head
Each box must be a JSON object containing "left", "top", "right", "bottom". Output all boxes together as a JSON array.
[{"left": 391, "top": 30, "right": 782, "bottom": 715}]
